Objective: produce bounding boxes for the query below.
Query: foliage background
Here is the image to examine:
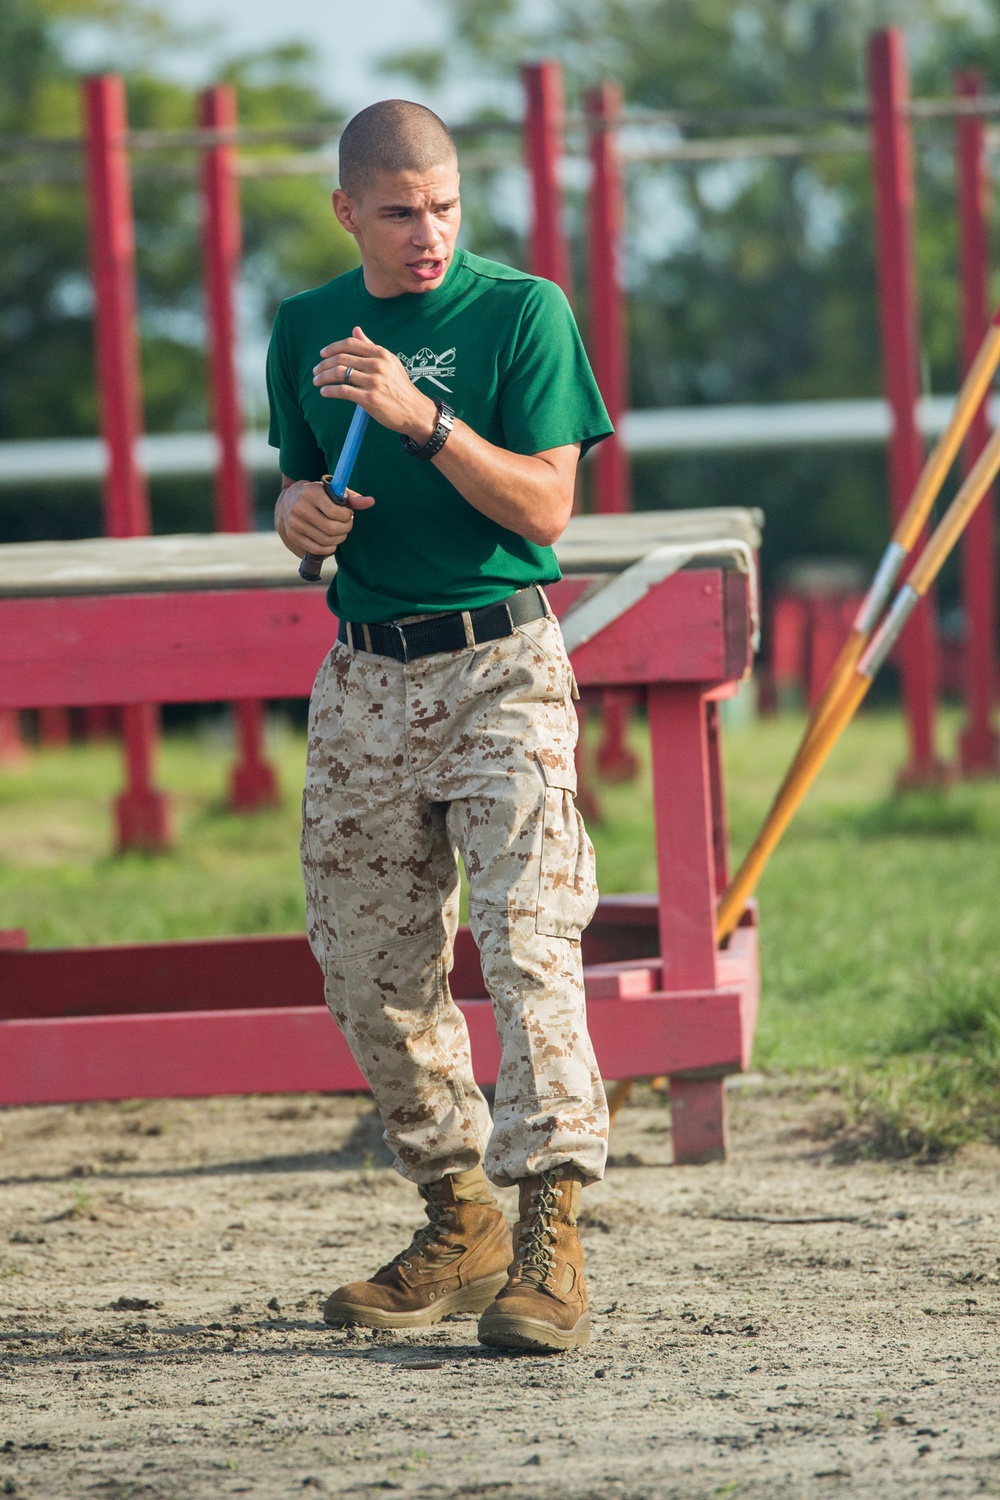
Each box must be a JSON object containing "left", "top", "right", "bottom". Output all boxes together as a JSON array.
[
  {"left": 2, "top": 1, "right": 999, "bottom": 1151},
  {"left": 389, "top": 0, "right": 1000, "bottom": 593},
  {"left": 0, "top": 0, "right": 357, "bottom": 540},
  {"left": 4, "top": 0, "right": 1000, "bottom": 596}
]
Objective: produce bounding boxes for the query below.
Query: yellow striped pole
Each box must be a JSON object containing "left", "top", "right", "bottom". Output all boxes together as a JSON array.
[
  {"left": 610, "top": 317, "right": 1000, "bottom": 1128},
  {"left": 715, "top": 312, "right": 1000, "bottom": 947},
  {"left": 715, "top": 418, "right": 1000, "bottom": 949}
]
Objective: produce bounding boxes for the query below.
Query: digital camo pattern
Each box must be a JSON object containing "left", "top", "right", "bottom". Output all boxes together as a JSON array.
[{"left": 301, "top": 610, "right": 608, "bottom": 1187}]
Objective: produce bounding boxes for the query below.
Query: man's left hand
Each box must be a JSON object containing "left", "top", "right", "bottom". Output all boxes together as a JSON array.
[{"left": 313, "top": 326, "right": 439, "bottom": 445}]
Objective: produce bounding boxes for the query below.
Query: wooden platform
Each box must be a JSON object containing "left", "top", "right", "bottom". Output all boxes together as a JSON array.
[
  {"left": 0, "top": 510, "right": 763, "bottom": 1165},
  {"left": 0, "top": 508, "right": 762, "bottom": 596}
]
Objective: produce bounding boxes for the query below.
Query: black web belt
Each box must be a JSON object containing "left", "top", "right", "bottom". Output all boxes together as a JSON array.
[{"left": 338, "top": 585, "right": 548, "bottom": 663}]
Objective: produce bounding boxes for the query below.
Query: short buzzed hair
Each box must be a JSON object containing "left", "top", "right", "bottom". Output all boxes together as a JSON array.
[{"left": 338, "top": 99, "right": 457, "bottom": 198}]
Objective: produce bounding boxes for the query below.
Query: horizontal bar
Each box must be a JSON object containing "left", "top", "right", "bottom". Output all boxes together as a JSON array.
[
  {"left": 14, "top": 110, "right": 1000, "bottom": 185},
  {"left": 0, "top": 989, "right": 749, "bottom": 1106},
  {"left": 235, "top": 148, "right": 515, "bottom": 179},
  {"left": 0, "top": 401, "right": 889, "bottom": 484},
  {"left": 0, "top": 430, "right": 276, "bottom": 484},
  {"left": 0, "top": 906, "right": 663, "bottom": 1020},
  {"left": 9, "top": 93, "right": 1000, "bottom": 162},
  {"left": 0, "top": 117, "right": 522, "bottom": 160},
  {"left": 622, "top": 392, "right": 993, "bottom": 452},
  {"left": 1, "top": 393, "right": 986, "bottom": 487},
  {"left": 620, "top": 132, "right": 870, "bottom": 162},
  {"left": 0, "top": 570, "right": 743, "bottom": 706}
]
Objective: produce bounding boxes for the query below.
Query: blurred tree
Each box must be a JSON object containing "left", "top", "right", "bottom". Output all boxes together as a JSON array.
[
  {"left": 0, "top": 0, "right": 356, "bottom": 457},
  {"left": 385, "top": 0, "right": 1000, "bottom": 585}
]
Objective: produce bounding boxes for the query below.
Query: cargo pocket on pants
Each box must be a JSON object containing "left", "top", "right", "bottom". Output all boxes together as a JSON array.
[{"left": 534, "top": 766, "right": 599, "bottom": 941}]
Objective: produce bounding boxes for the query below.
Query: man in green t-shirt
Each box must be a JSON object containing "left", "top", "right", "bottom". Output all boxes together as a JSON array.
[{"left": 269, "top": 99, "right": 613, "bottom": 1354}]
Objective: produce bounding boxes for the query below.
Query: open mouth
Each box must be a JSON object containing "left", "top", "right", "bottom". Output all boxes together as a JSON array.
[{"left": 408, "top": 258, "right": 445, "bottom": 282}]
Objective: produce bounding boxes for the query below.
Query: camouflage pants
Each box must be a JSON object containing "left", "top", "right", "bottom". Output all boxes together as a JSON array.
[{"left": 301, "top": 606, "right": 608, "bottom": 1187}]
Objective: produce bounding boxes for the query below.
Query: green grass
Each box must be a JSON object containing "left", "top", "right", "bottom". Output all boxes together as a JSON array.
[
  {"left": 580, "top": 703, "right": 1000, "bottom": 1155},
  {"left": 582, "top": 705, "right": 1000, "bottom": 1076},
  {"left": 0, "top": 717, "right": 309, "bottom": 947},
  {"left": 3, "top": 703, "right": 1000, "bottom": 1152}
]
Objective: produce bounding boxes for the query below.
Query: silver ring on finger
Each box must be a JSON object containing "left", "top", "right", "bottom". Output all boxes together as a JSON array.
[{"left": 343, "top": 366, "right": 354, "bottom": 387}]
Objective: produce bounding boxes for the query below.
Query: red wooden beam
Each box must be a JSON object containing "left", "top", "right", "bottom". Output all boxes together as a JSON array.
[
  {"left": 867, "top": 30, "right": 943, "bottom": 787},
  {"left": 0, "top": 899, "right": 666, "bottom": 1023},
  {"left": 83, "top": 74, "right": 169, "bottom": 850},
  {"left": 569, "top": 569, "right": 752, "bottom": 688},
  {"left": 83, "top": 75, "right": 149, "bottom": 542},
  {"left": 0, "top": 932, "right": 444, "bottom": 1021},
  {"left": 586, "top": 82, "right": 630, "bottom": 517},
  {"left": 199, "top": 83, "right": 252, "bottom": 535},
  {"left": 0, "top": 896, "right": 760, "bottom": 1117},
  {"left": 0, "top": 570, "right": 748, "bottom": 708},
  {"left": 523, "top": 61, "right": 571, "bottom": 294},
  {"left": 0, "top": 588, "right": 334, "bottom": 708},
  {"left": 0, "top": 986, "right": 751, "bottom": 1109},
  {"left": 648, "top": 683, "right": 718, "bottom": 991},
  {"left": 199, "top": 83, "right": 279, "bottom": 812},
  {"left": 955, "top": 70, "right": 1000, "bottom": 776},
  {"left": 0, "top": 710, "right": 25, "bottom": 766},
  {"left": 586, "top": 81, "right": 641, "bottom": 784}
]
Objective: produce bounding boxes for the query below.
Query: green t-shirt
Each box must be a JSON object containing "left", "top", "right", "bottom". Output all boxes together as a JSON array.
[{"left": 266, "top": 248, "right": 613, "bottom": 623}]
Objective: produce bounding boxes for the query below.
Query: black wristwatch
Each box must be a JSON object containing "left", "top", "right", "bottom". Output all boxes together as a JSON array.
[{"left": 401, "top": 401, "right": 455, "bottom": 460}]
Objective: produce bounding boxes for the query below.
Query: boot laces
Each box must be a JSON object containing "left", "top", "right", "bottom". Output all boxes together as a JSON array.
[
  {"left": 382, "top": 1189, "right": 456, "bottom": 1273},
  {"left": 513, "top": 1175, "right": 563, "bottom": 1289}
]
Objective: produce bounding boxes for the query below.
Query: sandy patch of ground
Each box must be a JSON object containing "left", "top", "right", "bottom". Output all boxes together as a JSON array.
[{"left": 1, "top": 1082, "right": 998, "bottom": 1500}]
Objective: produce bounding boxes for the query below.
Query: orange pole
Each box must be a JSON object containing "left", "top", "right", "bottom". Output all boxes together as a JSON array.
[{"left": 717, "top": 419, "right": 1000, "bottom": 946}]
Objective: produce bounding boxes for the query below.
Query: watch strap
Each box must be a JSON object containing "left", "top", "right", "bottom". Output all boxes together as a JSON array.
[{"left": 401, "top": 401, "right": 455, "bottom": 460}]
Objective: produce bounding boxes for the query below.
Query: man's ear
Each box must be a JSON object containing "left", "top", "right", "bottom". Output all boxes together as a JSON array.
[{"left": 332, "top": 188, "right": 359, "bottom": 237}]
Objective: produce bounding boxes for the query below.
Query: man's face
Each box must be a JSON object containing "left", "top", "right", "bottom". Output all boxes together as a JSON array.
[{"left": 333, "top": 162, "right": 461, "bottom": 298}]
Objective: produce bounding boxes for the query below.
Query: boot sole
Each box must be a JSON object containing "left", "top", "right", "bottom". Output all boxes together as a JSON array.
[
  {"left": 323, "top": 1271, "right": 509, "bottom": 1331},
  {"left": 477, "top": 1309, "right": 591, "bottom": 1352}
]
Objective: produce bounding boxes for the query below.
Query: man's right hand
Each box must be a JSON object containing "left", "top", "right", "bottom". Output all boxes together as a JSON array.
[{"left": 274, "top": 475, "right": 375, "bottom": 560}]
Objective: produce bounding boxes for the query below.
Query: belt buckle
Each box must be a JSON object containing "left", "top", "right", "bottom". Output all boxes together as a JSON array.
[{"left": 391, "top": 621, "right": 410, "bottom": 663}]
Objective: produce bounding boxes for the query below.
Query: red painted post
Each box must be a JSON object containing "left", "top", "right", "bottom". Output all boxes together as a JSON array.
[
  {"left": 0, "top": 711, "right": 27, "bottom": 765},
  {"left": 647, "top": 682, "right": 727, "bottom": 1163},
  {"left": 586, "top": 82, "right": 629, "bottom": 517},
  {"left": 807, "top": 595, "right": 863, "bottom": 709},
  {"left": 81, "top": 705, "right": 115, "bottom": 740},
  {"left": 868, "top": 30, "right": 943, "bottom": 786},
  {"left": 37, "top": 707, "right": 71, "bottom": 748},
  {"left": 199, "top": 83, "right": 279, "bottom": 812},
  {"left": 83, "top": 74, "right": 170, "bottom": 851},
  {"left": 523, "top": 61, "right": 571, "bottom": 294},
  {"left": 586, "top": 80, "right": 640, "bottom": 783},
  {"left": 523, "top": 61, "right": 605, "bottom": 812},
  {"left": 955, "top": 71, "right": 1000, "bottom": 775},
  {"left": 770, "top": 591, "right": 808, "bottom": 709}
]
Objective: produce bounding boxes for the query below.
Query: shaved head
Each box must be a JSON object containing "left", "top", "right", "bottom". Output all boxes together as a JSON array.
[{"left": 338, "top": 100, "right": 457, "bottom": 199}]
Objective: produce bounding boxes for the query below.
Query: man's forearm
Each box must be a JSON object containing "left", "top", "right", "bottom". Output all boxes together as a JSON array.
[
  {"left": 274, "top": 486, "right": 293, "bottom": 551},
  {"left": 430, "top": 420, "right": 577, "bottom": 547},
  {"left": 311, "top": 333, "right": 579, "bottom": 547}
]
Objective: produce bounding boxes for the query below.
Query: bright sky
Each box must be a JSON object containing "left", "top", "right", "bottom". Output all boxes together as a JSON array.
[{"left": 158, "top": 0, "right": 487, "bottom": 117}]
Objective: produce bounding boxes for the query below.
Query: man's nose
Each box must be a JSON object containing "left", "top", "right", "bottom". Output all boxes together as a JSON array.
[{"left": 410, "top": 213, "right": 443, "bottom": 248}]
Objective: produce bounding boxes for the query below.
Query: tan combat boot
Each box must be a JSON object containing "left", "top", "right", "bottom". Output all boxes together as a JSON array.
[
  {"left": 322, "top": 1166, "right": 512, "bottom": 1330},
  {"left": 477, "top": 1165, "right": 590, "bottom": 1352}
]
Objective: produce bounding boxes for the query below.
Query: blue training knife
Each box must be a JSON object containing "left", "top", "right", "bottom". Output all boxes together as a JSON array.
[{"left": 298, "top": 405, "right": 371, "bottom": 582}]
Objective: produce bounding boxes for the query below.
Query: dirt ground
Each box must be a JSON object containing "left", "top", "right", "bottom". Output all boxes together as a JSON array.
[{"left": 1, "top": 1080, "right": 998, "bottom": 1500}]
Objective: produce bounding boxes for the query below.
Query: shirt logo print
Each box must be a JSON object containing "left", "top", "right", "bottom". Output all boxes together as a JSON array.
[{"left": 398, "top": 346, "right": 456, "bottom": 393}]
